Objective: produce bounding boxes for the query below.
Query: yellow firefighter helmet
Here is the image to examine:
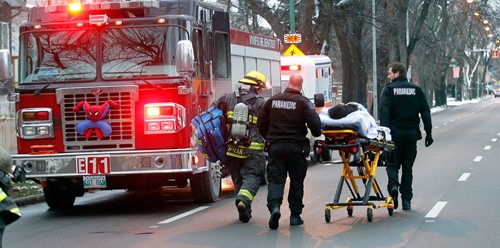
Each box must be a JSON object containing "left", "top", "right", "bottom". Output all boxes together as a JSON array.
[
  {"left": 0, "top": 147, "right": 12, "bottom": 174},
  {"left": 238, "top": 71, "right": 268, "bottom": 88}
]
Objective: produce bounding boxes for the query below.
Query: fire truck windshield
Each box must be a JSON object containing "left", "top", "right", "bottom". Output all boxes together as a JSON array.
[
  {"left": 19, "top": 25, "right": 188, "bottom": 84},
  {"left": 20, "top": 29, "right": 97, "bottom": 83}
]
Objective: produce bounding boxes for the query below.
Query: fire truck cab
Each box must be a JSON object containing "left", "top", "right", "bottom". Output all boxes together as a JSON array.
[{"left": 11, "top": 0, "right": 280, "bottom": 209}]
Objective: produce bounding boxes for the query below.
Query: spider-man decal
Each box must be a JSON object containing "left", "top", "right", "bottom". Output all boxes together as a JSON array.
[{"left": 72, "top": 100, "right": 120, "bottom": 139}]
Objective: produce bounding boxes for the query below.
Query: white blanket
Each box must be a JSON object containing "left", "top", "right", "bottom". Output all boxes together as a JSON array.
[{"left": 320, "top": 102, "right": 391, "bottom": 141}]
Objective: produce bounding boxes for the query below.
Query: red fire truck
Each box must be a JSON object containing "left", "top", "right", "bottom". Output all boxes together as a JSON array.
[{"left": 10, "top": 0, "right": 281, "bottom": 209}]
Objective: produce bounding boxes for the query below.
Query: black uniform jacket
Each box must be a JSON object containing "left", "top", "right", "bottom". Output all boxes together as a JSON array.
[
  {"left": 257, "top": 88, "right": 322, "bottom": 144},
  {"left": 380, "top": 76, "right": 432, "bottom": 133}
]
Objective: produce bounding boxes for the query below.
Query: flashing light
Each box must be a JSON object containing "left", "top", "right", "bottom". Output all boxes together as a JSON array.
[
  {"left": 76, "top": 22, "right": 84, "bottom": 27},
  {"left": 68, "top": 2, "right": 82, "bottom": 13},
  {"left": 34, "top": 25, "right": 41, "bottom": 30},
  {"left": 492, "top": 49, "right": 499, "bottom": 59},
  {"left": 191, "top": 155, "right": 199, "bottom": 165},
  {"left": 143, "top": 103, "right": 186, "bottom": 134},
  {"left": 158, "top": 18, "right": 166, "bottom": 24},
  {"left": 146, "top": 106, "right": 160, "bottom": 117},
  {"left": 115, "top": 20, "right": 123, "bottom": 25},
  {"left": 281, "top": 65, "right": 301, "bottom": 71}
]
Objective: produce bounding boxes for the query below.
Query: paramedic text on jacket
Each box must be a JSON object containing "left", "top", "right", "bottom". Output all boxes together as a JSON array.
[
  {"left": 380, "top": 62, "right": 433, "bottom": 211},
  {"left": 258, "top": 74, "right": 322, "bottom": 230},
  {"left": 214, "top": 70, "right": 267, "bottom": 223}
]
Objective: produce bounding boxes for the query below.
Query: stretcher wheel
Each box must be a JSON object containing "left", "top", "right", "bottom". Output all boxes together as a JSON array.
[
  {"left": 347, "top": 206, "right": 353, "bottom": 217},
  {"left": 367, "top": 208, "right": 373, "bottom": 222},
  {"left": 388, "top": 207, "right": 394, "bottom": 216},
  {"left": 325, "top": 208, "right": 331, "bottom": 223}
]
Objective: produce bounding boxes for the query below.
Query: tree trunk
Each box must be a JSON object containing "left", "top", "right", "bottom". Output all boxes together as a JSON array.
[{"left": 332, "top": 1, "right": 367, "bottom": 105}]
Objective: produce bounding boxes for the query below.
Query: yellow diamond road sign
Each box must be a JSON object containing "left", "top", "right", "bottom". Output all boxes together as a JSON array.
[{"left": 282, "top": 44, "right": 305, "bottom": 56}]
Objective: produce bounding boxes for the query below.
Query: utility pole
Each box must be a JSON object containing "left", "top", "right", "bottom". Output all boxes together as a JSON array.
[
  {"left": 371, "top": 0, "right": 377, "bottom": 120},
  {"left": 289, "top": 0, "right": 295, "bottom": 33}
]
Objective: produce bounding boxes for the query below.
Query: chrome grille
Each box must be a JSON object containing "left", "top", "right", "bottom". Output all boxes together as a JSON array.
[{"left": 56, "top": 85, "right": 138, "bottom": 151}]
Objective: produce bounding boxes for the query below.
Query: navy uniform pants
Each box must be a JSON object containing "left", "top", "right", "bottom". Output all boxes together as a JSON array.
[
  {"left": 386, "top": 129, "right": 418, "bottom": 202},
  {"left": 226, "top": 153, "right": 266, "bottom": 207},
  {"left": 266, "top": 142, "right": 308, "bottom": 215}
]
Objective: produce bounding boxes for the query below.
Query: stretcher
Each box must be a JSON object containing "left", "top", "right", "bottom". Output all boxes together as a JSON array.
[{"left": 314, "top": 129, "right": 396, "bottom": 222}]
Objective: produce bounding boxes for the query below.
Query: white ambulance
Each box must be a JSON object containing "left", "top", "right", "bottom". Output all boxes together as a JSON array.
[{"left": 280, "top": 55, "right": 333, "bottom": 107}]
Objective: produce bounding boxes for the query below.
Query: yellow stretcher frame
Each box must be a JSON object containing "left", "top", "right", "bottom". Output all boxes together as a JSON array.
[{"left": 314, "top": 129, "right": 396, "bottom": 222}]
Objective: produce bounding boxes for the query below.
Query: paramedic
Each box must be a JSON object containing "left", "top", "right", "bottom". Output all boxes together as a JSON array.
[
  {"left": 380, "top": 62, "right": 433, "bottom": 211},
  {"left": 0, "top": 147, "right": 26, "bottom": 246},
  {"left": 214, "top": 71, "right": 267, "bottom": 223},
  {"left": 258, "top": 74, "right": 322, "bottom": 230}
]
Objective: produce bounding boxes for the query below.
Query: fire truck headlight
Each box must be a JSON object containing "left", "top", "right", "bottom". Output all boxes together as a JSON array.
[
  {"left": 37, "top": 126, "right": 50, "bottom": 135},
  {"left": 147, "top": 122, "right": 160, "bottom": 131},
  {"left": 23, "top": 126, "right": 36, "bottom": 136},
  {"left": 17, "top": 108, "right": 54, "bottom": 139},
  {"left": 161, "top": 121, "right": 174, "bottom": 131}
]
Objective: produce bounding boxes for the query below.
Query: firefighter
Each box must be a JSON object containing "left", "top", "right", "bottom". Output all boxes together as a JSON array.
[
  {"left": 380, "top": 62, "right": 433, "bottom": 211},
  {"left": 257, "top": 74, "right": 322, "bottom": 230},
  {"left": 214, "top": 70, "right": 268, "bottom": 223},
  {"left": 0, "top": 147, "right": 26, "bottom": 246}
]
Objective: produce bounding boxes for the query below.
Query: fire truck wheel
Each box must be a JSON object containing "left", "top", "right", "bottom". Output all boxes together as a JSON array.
[
  {"left": 191, "top": 161, "right": 221, "bottom": 203},
  {"left": 43, "top": 181, "right": 76, "bottom": 210}
]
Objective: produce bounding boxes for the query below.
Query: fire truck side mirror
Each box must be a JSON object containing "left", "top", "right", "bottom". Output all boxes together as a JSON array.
[
  {"left": 314, "top": 93, "right": 325, "bottom": 108},
  {"left": 175, "top": 40, "right": 195, "bottom": 76},
  {"left": 0, "top": 49, "right": 18, "bottom": 102}
]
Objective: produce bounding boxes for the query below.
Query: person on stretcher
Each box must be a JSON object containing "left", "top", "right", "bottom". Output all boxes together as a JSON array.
[{"left": 319, "top": 102, "right": 391, "bottom": 141}]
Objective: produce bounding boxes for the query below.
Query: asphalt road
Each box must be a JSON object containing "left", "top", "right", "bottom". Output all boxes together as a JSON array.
[{"left": 5, "top": 97, "right": 500, "bottom": 248}]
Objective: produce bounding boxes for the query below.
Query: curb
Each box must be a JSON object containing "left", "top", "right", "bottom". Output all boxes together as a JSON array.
[{"left": 14, "top": 194, "right": 45, "bottom": 207}]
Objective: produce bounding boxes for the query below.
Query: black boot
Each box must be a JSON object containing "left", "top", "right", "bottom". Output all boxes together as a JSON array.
[
  {"left": 237, "top": 201, "right": 251, "bottom": 223},
  {"left": 268, "top": 206, "right": 281, "bottom": 230},
  {"left": 402, "top": 200, "right": 411, "bottom": 210},
  {"left": 290, "top": 213, "right": 304, "bottom": 226}
]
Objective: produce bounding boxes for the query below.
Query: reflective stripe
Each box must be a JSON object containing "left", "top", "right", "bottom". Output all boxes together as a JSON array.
[
  {"left": 226, "top": 152, "right": 247, "bottom": 159},
  {"left": 248, "top": 142, "right": 265, "bottom": 150},
  {"left": 250, "top": 115, "right": 258, "bottom": 124},
  {"left": 238, "top": 189, "right": 254, "bottom": 201},
  {"left": 10, "top": 207, "right": 21, "bottom": 217},
  {"left": 230, "top": 142, "right": 265, "bottom": 150},
  {"left": 0, "top": 191, "right": 6, "bottom": 201}
]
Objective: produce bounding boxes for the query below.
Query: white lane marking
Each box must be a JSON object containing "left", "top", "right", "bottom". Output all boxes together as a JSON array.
[
  {"left": 425, "top": 201, "right": 448, "bottom": 218},
  {"left": 497, "top": 133, "right": 500, "bottom": 136},
  {"left": 434, "top": 126, "right": 440, "bottom": 129},
  {"left": 484, "top": 145, "right": 492, "bottom": 150},
  {"left": 458, "top": 173, "right": 471, "bottom": 181},
  {"left": 473, "top": 156, "right": 483, "bottom": 162},
  {"left": 443, "top": 123, "right": 448, "bottom": 126},
  {"left": 492, "top": 138, "right": 498, "bottom": 142},
  {"left": 425, "top": 220, "right": 435, "bottom": 223},
  {"left": 149, "top": 226, "right": 159, "bottom": 228},
  {"left": 158, "top": 206, "right": 210, "bottom": 224}
]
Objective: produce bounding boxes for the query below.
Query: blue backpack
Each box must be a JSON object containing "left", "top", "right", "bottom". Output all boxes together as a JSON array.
[{"left": 190, "top": 105, "right": 227, "bottom": 163}]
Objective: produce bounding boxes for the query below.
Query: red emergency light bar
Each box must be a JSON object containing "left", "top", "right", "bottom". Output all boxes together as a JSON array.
[
  {"left": 44, "top": 0, "right": 160, "bottom": 13},
  {"left": 281, "top": 65, "right": 301, "bottom": 71}
]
